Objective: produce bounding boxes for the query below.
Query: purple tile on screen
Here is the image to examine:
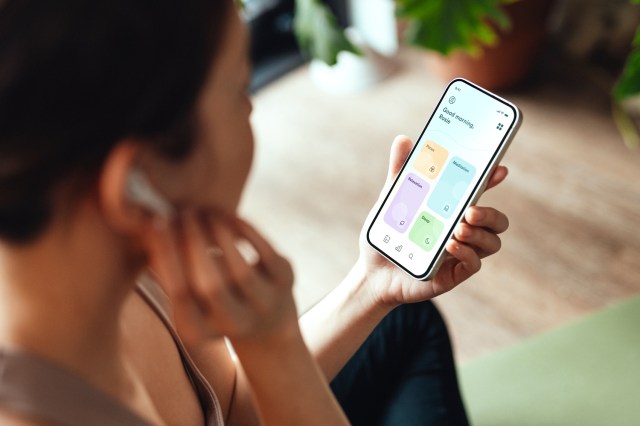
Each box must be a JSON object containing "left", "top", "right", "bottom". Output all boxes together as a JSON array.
[{"left": 384, "top": 173, "right": 430, "bottom": 233}]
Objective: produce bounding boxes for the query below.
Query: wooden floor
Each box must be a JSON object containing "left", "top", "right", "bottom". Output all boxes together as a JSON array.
[{"left": 240, "top": 48, "right": 640, "bottom": 363}]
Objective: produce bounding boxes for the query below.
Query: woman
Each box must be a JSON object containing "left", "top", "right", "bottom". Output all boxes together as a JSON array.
[{"left": 0, "top": 1, "right": 509, "bottom": 425}]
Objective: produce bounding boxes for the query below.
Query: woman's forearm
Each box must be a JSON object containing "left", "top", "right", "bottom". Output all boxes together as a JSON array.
[
  {"left": 231, "top": 328, "right": 349, "bottom": 426},
  {"left": 299, "top": 263, "right": 394, "bottom": 381}
]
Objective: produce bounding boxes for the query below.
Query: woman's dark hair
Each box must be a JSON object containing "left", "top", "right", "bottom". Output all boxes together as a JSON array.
[{"left": 0, "top": 0, "right": 232, "bottom": 243}]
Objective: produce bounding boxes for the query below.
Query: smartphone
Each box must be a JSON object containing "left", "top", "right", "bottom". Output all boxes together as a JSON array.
[{"left": 367, "top": 78, "right": 522, "bottom": 280}]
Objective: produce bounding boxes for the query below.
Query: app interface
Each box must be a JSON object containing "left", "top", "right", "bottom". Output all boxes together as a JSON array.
[{"left": 368, "top": 80, "right": 517, "bottom": 277}]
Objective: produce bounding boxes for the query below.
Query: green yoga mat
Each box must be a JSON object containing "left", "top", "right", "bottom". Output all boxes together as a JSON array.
[{"left": 459, "top": 296, "right": 640, "bottom": 426}]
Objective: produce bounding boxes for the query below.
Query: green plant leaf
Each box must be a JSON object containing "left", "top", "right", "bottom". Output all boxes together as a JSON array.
[
  {"left": 396, "top": 0, "right": 513, "bottom": 56},
  {"left": 293, "top": 0, "right": 360, "bottom": 66},
  {"left": 612, "top": 101, "right": 640, "bottom": 148},
  {"left": 484, "top": 2, "right": 512, "bottom": 30},
  {"left": 614, "top": 26, "right": 640, "bottom": 100}
]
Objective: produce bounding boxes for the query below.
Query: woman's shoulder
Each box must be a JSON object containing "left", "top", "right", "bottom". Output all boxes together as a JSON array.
[{"left": 0, "top": 347, "right": 152, "bottom": 426}]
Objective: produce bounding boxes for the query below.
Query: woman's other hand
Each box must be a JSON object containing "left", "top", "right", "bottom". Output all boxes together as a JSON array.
[{"left": 147, "top": 211, "right": 298, "bottom": 348}]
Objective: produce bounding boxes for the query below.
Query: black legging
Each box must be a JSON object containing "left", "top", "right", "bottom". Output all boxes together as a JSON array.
[{"left": 331, "top": 301, "right": 470, "bottom": 426}]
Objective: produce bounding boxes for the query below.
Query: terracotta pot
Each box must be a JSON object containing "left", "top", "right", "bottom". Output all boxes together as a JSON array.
[{"left": 426, "top": 0, "right": 555, "bottom": 91}]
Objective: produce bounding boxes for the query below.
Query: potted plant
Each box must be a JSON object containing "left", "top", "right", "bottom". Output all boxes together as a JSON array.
[
  {"left": 291, "top": 0, "right": 640, "bottom": 147},
  {"left": 293, "top": 0, "right": 556, "bottom": 90}
]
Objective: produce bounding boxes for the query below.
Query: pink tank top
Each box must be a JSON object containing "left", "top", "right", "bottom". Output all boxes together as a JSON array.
[{"left": 0, "top": 274, "right": 224, "bottom": 425}]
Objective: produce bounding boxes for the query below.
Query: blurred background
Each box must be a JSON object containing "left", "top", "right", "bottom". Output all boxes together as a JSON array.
[{"left": 240, "top": 0, "right": 640, "bottom": 363}]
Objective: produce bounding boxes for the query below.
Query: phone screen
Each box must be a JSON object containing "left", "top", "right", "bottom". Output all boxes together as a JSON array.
[{"left": 367, "top": 79, "right": 520, "bottom": 279}]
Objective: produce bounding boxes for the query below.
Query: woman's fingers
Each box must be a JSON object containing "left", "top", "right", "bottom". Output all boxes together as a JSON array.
[
  {"left": 147, "top": 210, "right": 298, "bottom": 346},
  {"left": 208, "top": 219, "right": 273, "bottom": 308},
  {"left": 146, "top": 217, "right": 211, "bottom": 344},
  {"left": 444, "top": 239, "right": 482, "bottom": 284},
  {"left": 232, "top": 217, "right": 294, "bottom": 288},
  {"left": 484, "top": 165, "right": 508, "bottom": 192},
  {"left": 182, "top": 212, "right": 229, "bottom": 304},
  {"left": 363, "top": 136, "right": 413, "bottom": 233},
  {"left": 454, "top": 223, "right": 502, "bottom": 257},
  {"left": 385, "top": 135, "right": 414, "bottom": 186},
  {"left": 452, "top": 207, "right": 508, "bottom": 258},
  {"left": 465, "top": 206, "right": 509, "bottom": 234},
  {"left": 181, "top": 211, "right": 243, "bottom": 333}
]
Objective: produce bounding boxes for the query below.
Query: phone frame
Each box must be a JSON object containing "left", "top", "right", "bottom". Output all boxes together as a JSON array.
[{"left": 366, "top": 78, "right": 522, "bottom": 280}]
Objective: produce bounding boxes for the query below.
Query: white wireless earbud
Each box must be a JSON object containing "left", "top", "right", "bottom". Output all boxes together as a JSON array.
[{"left": 125, "top": 168, "right": 175, "bottom": 219}]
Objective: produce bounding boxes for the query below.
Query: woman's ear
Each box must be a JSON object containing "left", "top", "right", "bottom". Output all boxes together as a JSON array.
[
  {"left": 99, "top": 141, "right": 160, "bottom": 235},
  {"left": 125, "top": 168, "right": 175, "bottom": 219}
]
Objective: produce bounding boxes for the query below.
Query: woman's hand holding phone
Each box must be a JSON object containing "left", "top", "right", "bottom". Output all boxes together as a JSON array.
[{"left": 358, "top": 135, "right": 510, "bottom": 308}]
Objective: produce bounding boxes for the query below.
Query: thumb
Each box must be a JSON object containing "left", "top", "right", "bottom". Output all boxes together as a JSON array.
[
  {"left": 385, "top": 135, "right": 414, "bottom": 188},
  {"left": 360, "top": 135, "right": 414, "bottom": 242}
]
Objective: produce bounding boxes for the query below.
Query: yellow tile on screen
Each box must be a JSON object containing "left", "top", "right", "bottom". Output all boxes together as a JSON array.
[{"left": 414, "top": 140, "right": 448, "bottom": 179}]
